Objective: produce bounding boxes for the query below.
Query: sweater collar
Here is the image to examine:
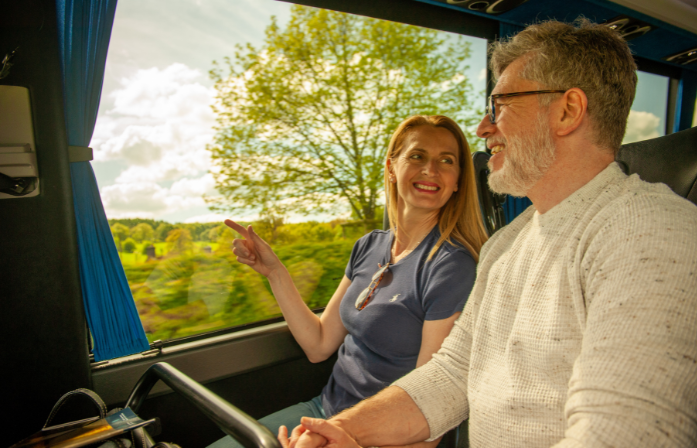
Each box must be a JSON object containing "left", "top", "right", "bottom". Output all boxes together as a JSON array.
[{"left": 534, "top": 162, "right": 627, "bottom": 227}]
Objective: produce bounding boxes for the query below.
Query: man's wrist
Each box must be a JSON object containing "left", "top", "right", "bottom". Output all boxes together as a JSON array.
[{"left": 329, "top": 416, "right": 362, "bottom": 447}]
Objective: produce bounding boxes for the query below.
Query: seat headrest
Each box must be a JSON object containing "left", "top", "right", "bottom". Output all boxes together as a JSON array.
[
  {"left": 472, "top": 151, "right": 506, "bottom": 235},
  {"left": 617, "top": 126, "right": 697, "bottom": 205}
]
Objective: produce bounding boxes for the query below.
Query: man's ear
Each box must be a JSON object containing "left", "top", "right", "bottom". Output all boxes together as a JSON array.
[{"left": 555, "top": 87, "right": 588, "bottom": 137}]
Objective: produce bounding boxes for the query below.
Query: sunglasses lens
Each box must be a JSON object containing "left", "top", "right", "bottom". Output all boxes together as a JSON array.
[
  {"left": 356, "top": 263, "right": 389, "bottom": 310},
  {"left": 355, "top": 288, "right": 369, "bottom": 309},
  {"left": 372, "top": 264, "right": 389, "bottom": 280}
]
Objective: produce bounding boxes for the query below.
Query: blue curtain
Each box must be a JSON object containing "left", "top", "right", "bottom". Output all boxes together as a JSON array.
[{"left": 57, "top": 0, "right": 150, "bottom": 361}]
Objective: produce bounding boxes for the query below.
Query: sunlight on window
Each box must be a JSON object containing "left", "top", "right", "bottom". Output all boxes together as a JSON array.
[{"left": 96, "top": 0, "right": 487, "bottom": 342}]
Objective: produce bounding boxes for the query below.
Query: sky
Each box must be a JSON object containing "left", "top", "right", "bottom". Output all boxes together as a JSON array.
[
  {"left": 91, "top": 0, "right": 667, "bottom": 224},
  {"left": 92, "top": 0, "right": 489, "bottom": 224}
]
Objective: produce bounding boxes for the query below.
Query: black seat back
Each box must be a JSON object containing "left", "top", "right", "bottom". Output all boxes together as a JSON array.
[
  {"left": 617, "top": 126, "right": 697, "bottom": 205},
  {"left": 472, "top": 151, "right": 506, "bottom": 235}
]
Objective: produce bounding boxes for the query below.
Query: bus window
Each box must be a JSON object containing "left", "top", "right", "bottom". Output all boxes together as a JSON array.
[
  {"left": 91, "top": 0, "right": 487, "bottom": 345},
  {"left": 622, "top": 70, "right": 670, "bottom": 144}
]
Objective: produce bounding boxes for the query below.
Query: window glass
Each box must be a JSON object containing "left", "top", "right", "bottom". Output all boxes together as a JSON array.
[
  {"left": 622, "top": 70, "right": 670, "bottom": 144},
  {"left": 93, "top": 0, "right": 487, "bottom": 343}
]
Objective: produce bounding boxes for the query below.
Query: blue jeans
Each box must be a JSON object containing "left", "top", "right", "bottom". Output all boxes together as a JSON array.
[{"left": 208, "top": 396, "right": 326, "bottom": 448}]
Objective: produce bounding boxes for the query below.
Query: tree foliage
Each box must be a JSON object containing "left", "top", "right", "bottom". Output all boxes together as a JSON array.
[
  {"left": 111, "top": 223, "right": 129, "bottom": 251},
  {"left": 130, "top": 223, "right": 154, "bottom": 243},
  {"left": 123, "top": 237, "right": 138, "bottom": 254},
  {"left": 208, "top": 5, "right": 482, "bottom": 222}
]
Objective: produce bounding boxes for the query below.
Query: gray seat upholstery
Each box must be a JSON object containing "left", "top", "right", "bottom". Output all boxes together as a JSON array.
[{"left": 617, "top": 126, "right": 697, "bottom": 205}]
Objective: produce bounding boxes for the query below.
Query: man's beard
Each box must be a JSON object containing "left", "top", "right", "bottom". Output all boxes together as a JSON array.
[{"left": 487, "top": 114, "right": 556, "bottom": 197}]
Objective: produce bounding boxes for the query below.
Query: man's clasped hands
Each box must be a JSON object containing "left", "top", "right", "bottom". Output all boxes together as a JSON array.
[{"left": 278, "top": 418, "right": 357, "bottom": 448}]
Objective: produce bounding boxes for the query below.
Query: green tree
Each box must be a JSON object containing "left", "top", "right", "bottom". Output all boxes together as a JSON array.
[
  {"left": 165, "top": 228, "right": 195, "bottom": 255},
  {"left": 155, "top": 223, "right": 175, "bottom": 242},
  {"left": 111, "top": 223, "right": 130, "bottom": 252},
  {"left": 130, "top": 223, "right": 154, "bottom": 243},
  {"left": 208, "top": 5, "right": 481, "bottom": 223},
  {"left": 123, "top": 237, "right": 137, "bottom": 254}
]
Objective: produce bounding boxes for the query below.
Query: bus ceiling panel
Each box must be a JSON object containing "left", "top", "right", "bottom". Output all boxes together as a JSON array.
[
  {"left": 608, "top": 0, "right": 697, "bottom": 36},
  {"left": 630, "top": 29, "right": 697, "bottom": 66},
  {"left": 285, "top": 0, "right": 498, "bottom": 40},
  {"left": 418, "top": 0, "right": 697, "bottom": 72}
]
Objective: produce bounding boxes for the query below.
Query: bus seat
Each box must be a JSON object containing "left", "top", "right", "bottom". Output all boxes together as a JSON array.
[
  {"left": 617, "top": 126, "right": 697, "bottom": 206},
  {"left": 472, "top": 151, "right": 507, "bottom": 235}
]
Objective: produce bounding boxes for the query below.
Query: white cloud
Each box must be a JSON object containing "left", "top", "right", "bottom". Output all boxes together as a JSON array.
[
  {"left": 170, "top": 173, "right": 217, "bottom": 196},
  {"left": 111, "top": 64, "right": 212, "bottom": 119},
  {"left": 100, "top": 173, "right": 218, "bottom": 219},
  {"left": 478, "top": 68, "right": 487, "bottom": 81},
  {"left": 623, "top": 110, "right": 661, "bottom": 144},
  {"left": 92, "top": 63, "right": 222, "bottom": 219},
  {"left": 92, "top": 63, "right": 216, "bottom": 179}
]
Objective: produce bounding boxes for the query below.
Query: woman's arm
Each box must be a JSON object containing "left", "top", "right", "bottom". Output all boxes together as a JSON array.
[
  {"left": 225, "top": 219, "right": 349, "bottom": 362},
  {"left": 416, "top": 312, "right": 461, "bottom": 367}
]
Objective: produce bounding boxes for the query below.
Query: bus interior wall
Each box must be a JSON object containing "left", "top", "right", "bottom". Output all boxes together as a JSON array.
[{"left": 0, "top": 0, "right": 91, "bottom": 446}]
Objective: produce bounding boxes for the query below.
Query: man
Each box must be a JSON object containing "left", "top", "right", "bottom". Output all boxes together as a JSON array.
[{"left": 281, "top": 20, "right": 697, "bottom": 447}]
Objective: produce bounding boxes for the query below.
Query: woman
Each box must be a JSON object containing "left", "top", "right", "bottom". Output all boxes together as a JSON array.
[{"left": 210, "top": 115, "right": 488, "bottom": 448}]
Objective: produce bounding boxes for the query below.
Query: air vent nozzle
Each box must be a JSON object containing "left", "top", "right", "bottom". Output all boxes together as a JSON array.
[
  {"left": 603, "top": 15, "right": 654, "bottom": 41},
  {"left": 445, "top": 0, "right": 529, "bottom": 15},
  {"left": 664, "top": 47, "right": 697, "bottom": 66}
]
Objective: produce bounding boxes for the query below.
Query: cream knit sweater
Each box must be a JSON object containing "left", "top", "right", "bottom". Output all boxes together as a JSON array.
[{"left": 394, "top": 163, "right": 697, "bottom": 447}]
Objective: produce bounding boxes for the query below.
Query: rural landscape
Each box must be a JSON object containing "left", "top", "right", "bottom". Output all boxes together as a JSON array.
[
  {"left": 110, "top": 218, "right": 371, "bottom": 342},
  {"left": 105, "top": 5, "right": 481, "bottom": 342}
]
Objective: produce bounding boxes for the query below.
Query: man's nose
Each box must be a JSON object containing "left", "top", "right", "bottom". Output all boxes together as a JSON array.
[{"left": 476, "top": 114, "right": 496, "bottom": 139}]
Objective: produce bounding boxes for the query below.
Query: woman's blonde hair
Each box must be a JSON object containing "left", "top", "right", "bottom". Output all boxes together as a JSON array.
[{"left": 385, "top": 115, "right": 488, "bottom": 262}]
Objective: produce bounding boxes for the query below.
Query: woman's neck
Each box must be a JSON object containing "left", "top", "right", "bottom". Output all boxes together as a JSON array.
[{"left": 391, "top": 205, "right": 439, "bottom": 263}]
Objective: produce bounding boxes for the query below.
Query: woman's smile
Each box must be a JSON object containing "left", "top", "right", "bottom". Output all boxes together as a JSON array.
[{"left": 413, "top": 181, "right": 441, "bottom": 193}]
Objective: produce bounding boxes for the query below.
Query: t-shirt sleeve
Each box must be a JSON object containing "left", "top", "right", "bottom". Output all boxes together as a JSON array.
[
  {"left": 344, "top": 233, "right": 374, "bottom": 280},
  {"left": 422, "top": 248, "right": 476, "bottom": 320}
]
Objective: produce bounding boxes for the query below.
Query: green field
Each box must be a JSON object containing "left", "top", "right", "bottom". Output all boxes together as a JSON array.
[{"left": 112, "top": 220, "right": 364, "bottom": 342}]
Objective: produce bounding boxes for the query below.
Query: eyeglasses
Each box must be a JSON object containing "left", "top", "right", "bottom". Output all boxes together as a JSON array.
[
  {"left": 486, "top": 90, "right": 567, "bottom": 124},
  {"left": 354, "top": 263, "right": 390, "bottom": 310}
]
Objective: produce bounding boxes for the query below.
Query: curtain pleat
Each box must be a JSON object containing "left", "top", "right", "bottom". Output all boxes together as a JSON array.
[{"left": 57, "top": 0, "right": 150, "bottom": 361}]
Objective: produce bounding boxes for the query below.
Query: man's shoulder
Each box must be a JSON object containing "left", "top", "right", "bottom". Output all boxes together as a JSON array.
[
  {"left": 584, "top": 173, "right": 697, "bottom": 251},
  {"left": 600, "top": 173, "right": 697, "bottom": 225}
]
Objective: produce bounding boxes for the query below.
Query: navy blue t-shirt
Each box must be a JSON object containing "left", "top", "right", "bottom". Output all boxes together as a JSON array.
[{"left": 321, "top": 226, "right": 476, "bottom": 417}]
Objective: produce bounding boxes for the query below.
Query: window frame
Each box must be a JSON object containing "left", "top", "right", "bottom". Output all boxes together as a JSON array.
[{"left": 90, "top": 0, "right": 498, "bottom": 367}]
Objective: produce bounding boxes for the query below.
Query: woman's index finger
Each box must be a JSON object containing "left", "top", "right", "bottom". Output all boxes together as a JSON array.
[{"left": 224, "top": 219, "right": 249, "bottom": 239}]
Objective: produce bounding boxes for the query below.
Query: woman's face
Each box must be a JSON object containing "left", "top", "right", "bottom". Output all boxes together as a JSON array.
[{"left": 388, "top": 125, "right": 461, "bottom": 214}]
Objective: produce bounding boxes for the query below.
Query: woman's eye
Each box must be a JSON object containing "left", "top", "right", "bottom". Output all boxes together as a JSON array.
[
  {"left": 409, "top": 154, "right": 422, "bottom": 160},
  {"left": 441, "top": 158, "right": 454, "bottom": 164}
]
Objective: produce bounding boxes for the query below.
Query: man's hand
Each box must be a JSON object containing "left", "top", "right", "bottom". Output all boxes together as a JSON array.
[{"left": 278, "top": 418, "right": 361, "bottom": 448}]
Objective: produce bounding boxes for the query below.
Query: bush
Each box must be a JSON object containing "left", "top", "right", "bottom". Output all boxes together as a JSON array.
[{"left": 123, "top": 237, "right": 137, "bottom": 253}]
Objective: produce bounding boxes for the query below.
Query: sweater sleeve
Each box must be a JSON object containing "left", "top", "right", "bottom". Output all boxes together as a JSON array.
[
  {"left": 555, "top": 193, "right": 697, "bottom": 447},
  {"left": 393, "top": 296, "right": 474, "bottom": 440}
]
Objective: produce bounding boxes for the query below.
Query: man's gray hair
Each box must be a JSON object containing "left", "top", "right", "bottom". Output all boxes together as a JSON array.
[{"left": 490, "top": 19, "right": 637, "bottom": 153}]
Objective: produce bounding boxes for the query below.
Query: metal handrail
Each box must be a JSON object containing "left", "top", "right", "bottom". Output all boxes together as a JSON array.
[{"left": 125, "top": 362, "right": 281, "bottom": 448}]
